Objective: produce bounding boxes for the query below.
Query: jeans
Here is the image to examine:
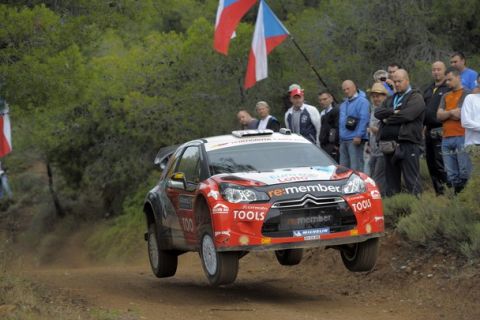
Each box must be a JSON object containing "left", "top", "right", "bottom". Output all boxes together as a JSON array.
[
  {"left": 441, "top": 136, "right": 472, "bottom": 190},
  {"left": 340, "top": 140, "right": 365, "bottom": 172}
]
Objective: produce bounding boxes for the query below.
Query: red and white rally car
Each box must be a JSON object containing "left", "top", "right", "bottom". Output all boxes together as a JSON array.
[{"left": 143, "top": 129, "right": 384, "bottom": 286}]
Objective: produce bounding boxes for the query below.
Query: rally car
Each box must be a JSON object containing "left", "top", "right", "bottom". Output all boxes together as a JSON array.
[{"left": 143, "top": 129, "right": 384, "bottom": 286}]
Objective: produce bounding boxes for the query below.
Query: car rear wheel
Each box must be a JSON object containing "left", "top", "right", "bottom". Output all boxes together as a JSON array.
[
  {"left": 199, "top": 228, "right": 239, "bottom": 286},
  {"left": 275, "top": 248, "right": 303, "bottom": 266},
  {"left": 148, "top": 224, "right": 178, "bottom": 278},
  {"left": 340, "top": 238, "right": 379, "bottom": 272}
]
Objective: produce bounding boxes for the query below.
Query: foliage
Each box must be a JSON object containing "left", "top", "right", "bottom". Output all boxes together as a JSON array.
[
  {"left": 397, "top": 150, "right": 480, "bottom": 259},
  {"left": 1, "top": 1, "right": 479, "bottom": 219},
  {"left": 85, "top": 174, "right": 157, "bottom": 262}
]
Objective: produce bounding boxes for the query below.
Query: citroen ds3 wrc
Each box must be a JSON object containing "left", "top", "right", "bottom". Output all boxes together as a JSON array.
[{"left": 143, "top": 129, "right": 384, "bottom": 286}]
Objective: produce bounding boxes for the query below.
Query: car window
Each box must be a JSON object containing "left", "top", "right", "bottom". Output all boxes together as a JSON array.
[
  {"left": 176, "top": 146, "right": 201, "bottom": 184},
  {"left": 207, "top": 142, "right": 333, "bottom": 175}
]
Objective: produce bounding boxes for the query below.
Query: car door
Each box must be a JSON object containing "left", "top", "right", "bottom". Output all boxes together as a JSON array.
[{"left": 165, "top": 146, "right": 202, "bottom": 246}]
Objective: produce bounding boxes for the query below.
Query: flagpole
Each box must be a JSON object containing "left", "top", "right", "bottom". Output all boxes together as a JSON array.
[{"left": 289, "top": 36, "right": 338, "bottom": 103}]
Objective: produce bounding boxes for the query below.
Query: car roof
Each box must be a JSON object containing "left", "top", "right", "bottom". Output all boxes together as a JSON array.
[{"left": 202, "top": 132, "right": 310, "bottom": 152}]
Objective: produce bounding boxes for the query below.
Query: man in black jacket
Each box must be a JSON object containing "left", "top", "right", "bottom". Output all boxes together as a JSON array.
[
  {"left": 318, "top": 91, "right": 339, "bottom": 161},
  {"left": 375, "top": 69, "right": 425, "bottom": 196},
  {"left": 423, "top": 61, "right": 450, "bottom": 195}
]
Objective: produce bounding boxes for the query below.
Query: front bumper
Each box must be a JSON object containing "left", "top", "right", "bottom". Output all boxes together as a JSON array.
[{"left": 217, "top": 232, "right": 384, "bottom": 252}]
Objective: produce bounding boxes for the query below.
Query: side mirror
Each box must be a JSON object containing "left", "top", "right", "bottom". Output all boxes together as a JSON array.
[{"left": 168, "top": 172, "right": 187, "bottom": 190}]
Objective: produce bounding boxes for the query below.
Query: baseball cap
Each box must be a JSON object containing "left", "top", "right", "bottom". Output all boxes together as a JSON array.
[
  {"left": 288, "top": 83, "right": 301, "bottom": 92},
  {"left": 369, "top": 82, "right": 388, "bottom": 95},
  {"left": 290, "top": 88, "right": 304, "bottom": 97}
]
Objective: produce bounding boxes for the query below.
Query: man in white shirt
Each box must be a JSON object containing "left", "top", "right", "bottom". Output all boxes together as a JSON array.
[
  {"left": 461, "top": 87, "right": 480, "bottom": 147},
  {"left": 284, "top": 85, "right": 321, "bottom": 145}
]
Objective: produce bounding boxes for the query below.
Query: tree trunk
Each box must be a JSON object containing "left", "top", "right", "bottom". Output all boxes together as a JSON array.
[{"left": 46, "top": 161, "right": 65, "bottom": 218}]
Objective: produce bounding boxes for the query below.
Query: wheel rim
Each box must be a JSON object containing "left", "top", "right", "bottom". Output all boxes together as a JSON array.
[
  {"left": 148, "top": 232, "right": 159, "bottom": 269},
  {"left": 342, "top": 244, "right": 359, "bottom": 262},
  {"left": 202, "top": 234, "right": 217, "bottom": 276}
]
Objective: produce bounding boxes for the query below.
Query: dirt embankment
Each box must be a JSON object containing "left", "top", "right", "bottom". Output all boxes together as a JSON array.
[{"left": 4, "top": 229, "right": 477, "bottom": 320}]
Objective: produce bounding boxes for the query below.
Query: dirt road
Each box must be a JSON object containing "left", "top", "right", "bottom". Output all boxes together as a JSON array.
[{"left": 25, "top": 237, "right": 479, "bottom": 320}]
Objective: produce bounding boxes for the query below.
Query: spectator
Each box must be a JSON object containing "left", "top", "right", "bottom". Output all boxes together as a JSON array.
[
  {"left": 461, "top": 81, "right": 480, "bottom": 146},
  {"left": 285, "top": 85, "right": 321, "bottom": 145},
  {"left": 318, "top": 91, "right": 339, "bottom": 161},
  {"left": 0, "top": 162, "right": 12, "bottom": 200},
  {"left": 423, "top": 61, "right": 450, "bottom": 195},
  {"left": 367, "top": 83, "right": 388, "bottom": 195},
  {"left": 373, "top": 69, "right": 394, "bottom": 96},
  {"left": 237, "top": 110, "right": 258, "bottom": 130},
  {"left": 375, "top": 69, "right": 425, "bottom": 196},
  {"left": 437, "top": 67, "right": 472, "bottom": 193},
  {"left": 255, "top": 101, "right": 281, "bottom": 132},
  {"left": 387, "top": 63, "right": 402, "bottom": 80},
  {"left": 473, "top": 74, "right": 480, "bottom": 94},
  {"left": 449, "top": 52, "right": 478, "bottom": 91},
  {"left": 339, "top": 80, "right": 370, "bottom": 171}
]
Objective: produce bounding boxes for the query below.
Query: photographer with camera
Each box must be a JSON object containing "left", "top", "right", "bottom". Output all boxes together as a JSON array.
[{"left": 373, "top": 69, "right": 394, "bottom": 96}]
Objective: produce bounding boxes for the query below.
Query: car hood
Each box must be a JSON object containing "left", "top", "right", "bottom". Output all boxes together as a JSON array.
[{"left": 216, "top": 165, "right": 341, "bottom": 186}]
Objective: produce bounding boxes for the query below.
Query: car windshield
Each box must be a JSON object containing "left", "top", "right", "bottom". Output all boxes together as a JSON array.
[{"left": 207, "top": 142, "right": 334, "bottom": 175}]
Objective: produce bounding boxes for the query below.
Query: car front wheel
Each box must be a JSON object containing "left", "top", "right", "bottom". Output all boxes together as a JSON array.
[
  {"left": 340, "top": 237, "right": 379, "bottom": 272},
  {"left": 148, "top": 224, "right": 178, "bottom": 278},
  {"left": 199, "top": 229, "right": 239, "bottom": 286}
]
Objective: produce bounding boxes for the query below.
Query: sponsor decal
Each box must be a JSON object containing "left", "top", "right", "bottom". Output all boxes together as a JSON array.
[
  {"left": 287, "top": 215, "right": 332, "bottom": 226},
  {"left": 239, "top": 235, "right": 249, "bottom": 245},
  {"left": 304, "top": 235, "right": 320, "bottom": 241},
  {"left": 212, "top": 203, "right": 229, "bottom": 214},
  {"left": 207, "top": 190, "right": 220, "bottom": 200},
  {"left": 205, "top": 137, "right": 307, "bottom": 151},
  {"left": 293, "top": 227, "right": 330, "bottom": 237},
  {"left": 215, "top": 230, "right": 231, "bottom": 237},
  {"left": 268, "top": 183, "right": 341, "bottom": 197},
  {"left": 312, "top": 165, "right": 336, "bottom": 174},
  {"left": 374, "top": 216, "right": 384, "bottom": 222},
  {"left": 370, "top": 190, "right": 381, "bottom": 200},
  {"left": 351, "top": 199, "right": 372, "bottom": 212},
  {"left": 179, "top": 195, "right": 193, "bottom": 210},
  {"left": 233, "top": 210, "right": 265, "bottom": 221},
  {"left": 346, "top": 194, "right": 366, "bottom": 201},
  {"left": 268, "top": 173, "right": 311, "bottom": 183}
]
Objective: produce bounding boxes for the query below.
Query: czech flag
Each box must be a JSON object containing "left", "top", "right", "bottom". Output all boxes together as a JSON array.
[
  {"left": 0, "top": 108, "right": 11, "bottom": 158},
  {"left": 244, "top": 0, "right": 289, "bottom": 89},
  {"left": 214, "top": 0, "right": 257, "bottom": 55}
]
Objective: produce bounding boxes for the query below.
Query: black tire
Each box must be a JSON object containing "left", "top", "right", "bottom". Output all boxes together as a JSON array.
[
  {"left": 199, "top": 227, "right": 239, "bottom": 286},
  {"left": 147, "top": 224, "right": 178, "bottom": 278},
  {"left": 340, "top": 237, "right": 379, "bottom": 272},
  {"left": 275, "top": 248, "right": 303, "bottom": 266}
]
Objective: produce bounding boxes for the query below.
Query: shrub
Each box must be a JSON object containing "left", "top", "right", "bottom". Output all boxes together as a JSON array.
[
  {"left": 382, "top": 193, "right": 418, "bottom": 227},
  {"left": 397, "top": 148, "right": 480, "bottom": 259}
]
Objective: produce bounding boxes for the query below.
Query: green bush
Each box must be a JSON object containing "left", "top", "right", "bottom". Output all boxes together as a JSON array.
[
  {"left": 397, "top": 149, "right": 480, "bottom": 259},
  {"left": 382, "top": 193, "right": 418, "bottom": 227}
]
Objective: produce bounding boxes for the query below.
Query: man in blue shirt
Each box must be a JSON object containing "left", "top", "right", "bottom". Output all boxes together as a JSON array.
[
  {"left": 450, "top": 52, "right": 478, "bottom": 90},
  {"left": 338, "top": 80, "right": 370, "bottom": 171}
]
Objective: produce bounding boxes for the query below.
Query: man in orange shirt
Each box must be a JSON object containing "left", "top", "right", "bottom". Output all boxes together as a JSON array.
[{"left": 437, "top": 67, "right": 472, "bottom": 193}]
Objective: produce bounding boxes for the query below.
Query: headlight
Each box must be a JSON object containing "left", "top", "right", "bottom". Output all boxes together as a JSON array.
[
  {"left": 342, "top": 174, "right": 366, "bottom": 194},
  {"left": 220, "top": 183, "right": 270, "bottom": 203}
]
